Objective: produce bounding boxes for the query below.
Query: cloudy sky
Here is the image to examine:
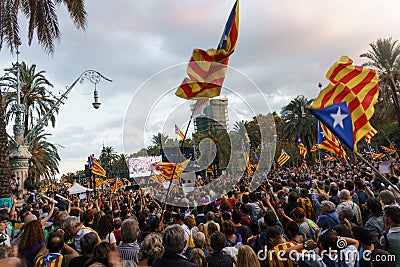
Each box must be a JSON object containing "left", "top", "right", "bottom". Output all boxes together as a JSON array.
[{"left": 1, "top": 0, "right": 400, "bottom": 178}]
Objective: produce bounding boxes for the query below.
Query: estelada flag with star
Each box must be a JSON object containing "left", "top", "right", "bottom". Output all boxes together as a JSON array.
[
  {"left": 309, "top": 56, "right": 379, "bottom": 152},
  {"left": 175, "top": 0, "right": 239, "bottom": 99}
]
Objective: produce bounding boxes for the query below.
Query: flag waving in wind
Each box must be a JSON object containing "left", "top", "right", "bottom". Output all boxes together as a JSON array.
[
  {"left": 151, "top": 159, "right": 190, "bottom": 181},
  {"left": 309, "top": 56, "right": 379, "bottom": 152},
  {"left": 297, "top": 135, "right": 307, "bottom": 158},
  {"left": 175, "top": 124, "right": 185, "bottom": 140},
  {"left": 175, "top": 0, "right": 239, "bottom": 100},
  {"left": 277, "top": 149, "right": 290, "bottom": 166},
  {"left": 89, "top": 155, "right": 106, "bottom": 177}
]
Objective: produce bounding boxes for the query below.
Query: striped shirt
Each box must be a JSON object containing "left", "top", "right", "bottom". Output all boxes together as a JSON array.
[
  {"left": 268, "top": 242, "right": 298, "bottom": 267},
  {"left": 116, "top": 242, "right": 140, "bottom": 267}
]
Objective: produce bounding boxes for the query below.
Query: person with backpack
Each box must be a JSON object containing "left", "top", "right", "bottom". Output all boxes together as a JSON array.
[{"left": 291, "top": 207, "right": 318, "bottom": 241}]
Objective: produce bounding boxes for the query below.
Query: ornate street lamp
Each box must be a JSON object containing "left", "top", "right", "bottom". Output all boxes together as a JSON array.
[{"left": 7, "top": 54, "right": 112, "bottom": 190}]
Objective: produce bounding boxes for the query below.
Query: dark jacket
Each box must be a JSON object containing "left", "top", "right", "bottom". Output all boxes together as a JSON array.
[
  {"left": 204, "top": 251, "right": 234, "bottom": 267},
  {"left": 152, "top": 253, "right": 198, "bottom": 267}
]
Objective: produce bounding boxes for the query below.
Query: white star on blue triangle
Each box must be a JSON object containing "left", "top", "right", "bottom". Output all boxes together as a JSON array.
[{"left": 310, "top": 102, "right": 354, "bottom": 150}]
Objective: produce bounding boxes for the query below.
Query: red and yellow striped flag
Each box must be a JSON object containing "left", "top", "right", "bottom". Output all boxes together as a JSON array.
[
  {"left": 150, "top": 174, "right": 165, "bottom": 185},
  {"left": 371, "top": 152, "right": 386, "bottom": 159},
  {"left": 151, "top": 159, "right": 190, "bottom": 181},
  {"left": 175, "top": 0, "right": 239, "bottom": 100},
  {"left": 324, "top": 55, "right": 379, "bottom": 144},
  {"left": 111, "top": 178, "right": 124, "bottom": 193},
  {"left": 311, "top": 82, "right": 377, "bottom": 152},
  {"left": 277, "top": 149, "right": 290, "bottom": 167},
  {"left": 381, "top": 146, "right": 396, "bottom": 155},
  {"left": 89, "top": 156, "right": 107, "bottom": 177},
  {"left": 319, "top": 123, "right": 345, "bottom": 157},
  {"left": 310, "top": 144, "right": 319, "bottom": 153}
]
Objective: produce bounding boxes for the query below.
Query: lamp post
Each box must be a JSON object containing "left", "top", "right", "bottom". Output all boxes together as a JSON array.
[{"left": 8, "top": 60, "right": 112, "bottom": 190}]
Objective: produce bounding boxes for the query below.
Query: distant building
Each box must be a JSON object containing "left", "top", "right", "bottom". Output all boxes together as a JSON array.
[{"left": 192, "top": 98, "right": 228, "bottom": 135}]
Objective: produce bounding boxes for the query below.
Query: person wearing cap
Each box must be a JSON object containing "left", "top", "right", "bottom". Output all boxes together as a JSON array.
[{"left": 316, "top": 201, "right": 340, "bottom": 230}]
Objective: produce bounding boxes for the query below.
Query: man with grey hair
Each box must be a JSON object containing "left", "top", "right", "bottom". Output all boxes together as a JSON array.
[
  {"left": 116, "top": 219, "right": 140, "bottom": 266},
  {"left": 63, "top": 216, "right": 100, "bottom": 253},
  {"left": 152, "top": 224, "right": 198, "bottom": 267},
  {"left": 316, "top": 200, "right": 340, "bottom": 230},
  {"left": 204, "top": 211, "right": 220, "bottom": 231},
  {"left": 336, "top": 189, "right": 362, "bottom": 225}
]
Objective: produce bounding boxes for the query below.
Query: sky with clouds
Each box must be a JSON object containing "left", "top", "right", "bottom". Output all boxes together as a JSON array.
[{"left": 1, "top": 0, "right": 400, "bottom": 178}]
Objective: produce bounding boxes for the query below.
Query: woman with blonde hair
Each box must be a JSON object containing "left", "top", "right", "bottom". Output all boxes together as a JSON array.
[
  {"left": 137, "top": 233, "right": 164, "bottom": 266},
  {"left": 189, "top": 248, "right": 206, "bottom": 266},
  {"left": 237, "top": 245, "right": 260, "bottom": 267}
]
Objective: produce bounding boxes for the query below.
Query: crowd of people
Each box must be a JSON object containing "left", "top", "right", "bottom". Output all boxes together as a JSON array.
[{"left": 0, "top": 160, "right": 399, "bottom": 267}]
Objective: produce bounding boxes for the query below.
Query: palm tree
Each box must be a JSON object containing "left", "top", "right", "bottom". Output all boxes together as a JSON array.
[
  {"left": 99, "top": 146, "right": 118, "bottom": 178},
  {"left": 148, "top": 133, "right": 169, "bottom": 156},
  {"left": 206, "top": 126, "right": 230, "bottom": 175},
  {"left": 27, "top": 128, "right": 60, "bottom": 184},
  {"left": 281, "top": 95, "right": 318, "bottom": 155},
  {"left": 0, "top": 90, "right": 11, "bottom": 198},
  {"left": 0, "top": 62, "right": 56, "bottom": 135},
  {"left": 0, "top": 0, "right": 87, "bottom": 54},
  {"left": 360, "top": 37, "right": 400, "bottom": 128},
  {"left": 113, "top": 153, "right": 129, "bottom": 178}
]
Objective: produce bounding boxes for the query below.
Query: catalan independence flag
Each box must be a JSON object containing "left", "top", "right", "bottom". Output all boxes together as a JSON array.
[
  {"left": 301, "top": 159, "right": 307, "bottom": 169},
  {"left": 324, "top": 154, "right": 337, "bottom": 161},
  {"left": 175, "top": 0, "right": 239, "bottom": 99},
  {"left": 310, "top": 144, "right": 319, "bottom": 153},
  {"left": 310, "top": 56, "right": 379, "bottom": 152},
  {"left": 151, "top": 159, "right": 190, "bottom": 181},
  {"left": 372, "top": 152, "right": 386, "bottom": 159},
  {"left": 35, "top": 253, "right": 63, "bottom": 267},
  {"left": 318, "top": 122, "right": 344, "bottom": 157},
  {"left": 381, "top": 146, "right": 396, "bottom": 155},
  {"left": 175, "top": 124, "right": 185, "bottom": 140},
  {"left": 277, "top": 149, "right": 290, "bottom": 167},
  {"left": 297, "top": 135, "right": 307, "bottom": 158},
  {"left": 111, "top": 178, "right": 124, "bottom": 193},
  {"left": 89, "top": 155, "right": 106, "bottom": 177}
]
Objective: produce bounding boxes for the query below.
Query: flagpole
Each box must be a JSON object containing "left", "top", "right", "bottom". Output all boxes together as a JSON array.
[
  {"left": 160, "top": 101, "right": 198, "bottom": 222},
  {"left": 356, "top": 152, "right": 400, "bottom": 195}
]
